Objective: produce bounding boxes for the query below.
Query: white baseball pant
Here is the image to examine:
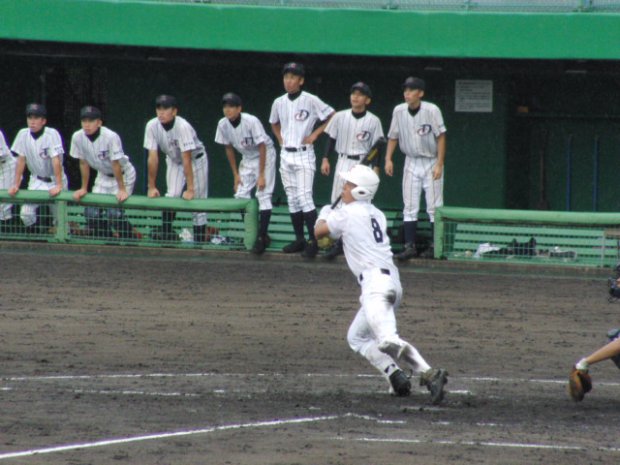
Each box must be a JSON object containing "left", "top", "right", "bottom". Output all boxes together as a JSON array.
[
  {"left": 402, "top": 155, "right": 443, "bottom": 222},
  {"left": 279, "top": 147, "right": 316, "bottom": 213},
  {"left": 234, "top": 149, "right": 276, "bottom": 210},
  {"left": 165, "top": 155, "right": 208, "bottom": 226},
  {"left": 92, "top": 164, "right": 136, "bottom": 196},
  {"left": 347, "top": 267, "right": 431, "bottom": 380},
  {"left": 0, "top": 156, "right": 16, "bottom": 221},
  {"left": 20, "top": 174, "right": 69, "bottom": 227}
]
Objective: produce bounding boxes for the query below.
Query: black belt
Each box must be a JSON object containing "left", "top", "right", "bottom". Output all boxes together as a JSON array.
[
  {"left": 105, "top": 171, "right": 124, "bottom": 178},
  {"left": 284, "top": 146, "right": 308, "bottom": 152},
  {"left": 341, "top": 154, "right": 361, "bottom": 160},
  {"left": 194, "top": 152, "right": 205, "bottom": 160},
  {"left": 36, "top": 176, "right": 52, "bottom": 182},
  {"left": 359, "top": 268, "right": 390, "bottom": 282}
]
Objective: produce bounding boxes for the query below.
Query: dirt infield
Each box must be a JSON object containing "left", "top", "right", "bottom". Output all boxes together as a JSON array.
[{"left": 1, "top": 245, "right": 620, "bottom": 464}]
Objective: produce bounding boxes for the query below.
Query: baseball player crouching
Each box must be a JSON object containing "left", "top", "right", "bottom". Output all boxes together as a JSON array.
[
  {"left": 321, "top": 81, "right": 384, "bottom": 259},
  {"left": 9, "top": 103, "right": 68, "bottom": 234},
  {"left": 315, "top": 164, "right": 448, "bottom": 403},
  {"left": 270, "top": 62, "right": 335, "bottom": 258},
  {"left": 71, "top": 106, "right": 138, "bottom": 239},
  {"left": 216, "top": 93, "right": 276, "bottom": 254},
  {"left": 0, "top": 129, "right": 16, "bottom": 232},
  {"left": 144, "top": 95, "right": 209, "bottom": 243}
]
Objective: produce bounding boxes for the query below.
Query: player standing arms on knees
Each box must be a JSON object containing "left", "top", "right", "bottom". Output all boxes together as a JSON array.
[
  {"left": 315, "top": 164, "right": 448, "bottom": 403},
  {"left": 385, "top": 77, "right": 446, "bottom": 260},
  {"left": 71, "top": 106, "right": 138, "bottom": 239},
  {"left": 9, "top": 103, "right": 68, "bottom": 234},
  {"left": 144, "top": 95, "right": 209, "bottom": 243},
  {"left": 215, "top": 92, "right": 276, "bottom": 254},
  {"left": 0, "top": 129, "right": 16, "bottom": 232},
  {"left": 269, "top": 62, "right": 335, "bottom": 258},
  {"left": 320, "top": 81, "right": 384, "bottom": 259}
]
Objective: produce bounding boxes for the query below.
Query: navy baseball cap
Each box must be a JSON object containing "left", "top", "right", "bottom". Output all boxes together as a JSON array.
[
  {"left": 26, "top": 103, "right": 47, "bottom": 117},
  {"left": 155, "top": 94, "right": 178, "bottom": 108},
  {"left": 222, "top": 92, "right": 242, "bottom": 107},
  {"left": 282, "top": 62, "right": 305, "bottom": 77},
  {"left": 402, "top": 77, "right": 426, "bottom": 91},
  {"left": 350, "top": 82, "right": 372, "bottom": 98},
  {"left": 80, "top": 105, "right": 102, "bottom": 120}
]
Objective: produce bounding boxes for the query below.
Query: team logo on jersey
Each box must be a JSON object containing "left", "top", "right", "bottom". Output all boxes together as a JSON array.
[
  {"left": 168, "top": 139, "right": 179, "bottom": 150},
  {"left": 295, "top": 110, "right": 310, "bottom": 121},
  {"left": 356, "top": 131, "right": 371, "bottom": 142},
  {"left": 97, "top": 150, "right": 109, "bottom": 160},
  {"left": 417, "top": 124, "right": 433, "bottom": 136},
  {"left": 241, "top": 136, "right": 254, "bottom": 148},
  {"left": 38, "top": 148, "right": 50, "bottom": 159}
]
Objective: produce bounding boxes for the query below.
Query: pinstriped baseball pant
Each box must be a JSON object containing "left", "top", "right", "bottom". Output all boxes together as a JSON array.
[
  {"left": 0, "top": 156, "right": 16, "bottom": 221},
  {"left": 20, "top": 173, "right": 69, "bottom": 227},
  {"left": 165, "top": 155, "right": 208, "bottom": 226},
  {"left": 402, "top": 155, "right": 443, "bottom": 222},
  {"left": 279, "top": 148, "right": 316, "bottom": 213}
]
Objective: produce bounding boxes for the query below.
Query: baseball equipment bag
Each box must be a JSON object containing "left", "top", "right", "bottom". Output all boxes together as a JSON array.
[{"left": 567, "top": 367, "right": 592, "bottom": 402}]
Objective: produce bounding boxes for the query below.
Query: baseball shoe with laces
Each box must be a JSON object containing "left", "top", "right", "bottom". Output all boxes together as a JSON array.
[
  {"left": 396, "top": 243, "right": 418, "bottom": 261},
  {"left": 251, "top": 234, "right": 270, "bottom": 255},
  {"left": 420, "top": 368, "right": 449, "bottom": 405},
  {"left": 282, "top": 238, "right": 306, "bottom": 253},
  {"left": 323, "top": 239, "right": 343, "bottom": 260},
  {"left": 389, "top": 369, "right": 411, "bottom": 397},
  {"left": 301, "top": 239, "right": 319, "bottom": 258}
]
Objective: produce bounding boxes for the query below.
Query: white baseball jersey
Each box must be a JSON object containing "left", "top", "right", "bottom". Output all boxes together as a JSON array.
[
  {"left": 143, "top": 116, "right": 206, "bottom": 163},
  {"left": 11, "top": 127, "right": 65, "bottom": 178},
  {"left": 325, "top": 109, "right": 384, "bottom": 156},
  {"left": 0, "top": 130, "right": 15, "bottom": 220},
  {"left": 215, "top": 112, "right": 275, "bottom": 157},
  {"left": 269, "top": 91, "right": 334, "bottom": 147},
  {"left": 387, "top": 101, "right": 446, "bottom": 158}
]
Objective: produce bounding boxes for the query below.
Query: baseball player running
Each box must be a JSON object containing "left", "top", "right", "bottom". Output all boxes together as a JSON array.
[
  {"left": 315, "top": 164, "right": 448, "bottom": 403},
  {"left": 8, "top": 103, "right": 68, "bottom": 234},
  {"left": 321, "top": 81, "right": 384, "bottom": 259},
  {"left": 71, "top": 106, "right": 138, "bottom": 239},
  {"left": 144, "top": 95, "right": 209, "bottom": 242},
  {"left": 269, "top": 62, "right": 335, "bottom": 258},
  {"left": 0, "top": 129, "right": 16, "bottom": 232},
  {"left": 385, "top": 77, "right": 446, "bottom": 260},
  {"left": 216, "top": 92, "right": 276, "bottom": 254}
]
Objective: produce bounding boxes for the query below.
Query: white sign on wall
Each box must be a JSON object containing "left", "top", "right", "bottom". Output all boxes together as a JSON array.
[{"left": 455, "top": 80, "right": 493, "bottom": 113}]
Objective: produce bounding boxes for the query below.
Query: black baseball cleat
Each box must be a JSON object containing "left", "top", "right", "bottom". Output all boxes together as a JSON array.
[
  {"left": 389, "top": 369, "right": 412, "bottom": 397},
  {"left": 420, "top": 368, "right": 448, "bottom": 405},
  {"left": 396, "top": 243, "right": 418, "bottom": 261},
  {"left": 251, "top": 234, "right": 271, "bottom": 255},
  {"left": 323, "top": 240, "right": 343, "bottom": 260},
  {"left": 301, "top": 239, "right": 319, "bottom": 258},
  {"left": 282, "top": 238, "right": 306, "bottom": 253},
  {"left": 419, "top": 246, "right": 435, "bottom": 259}
]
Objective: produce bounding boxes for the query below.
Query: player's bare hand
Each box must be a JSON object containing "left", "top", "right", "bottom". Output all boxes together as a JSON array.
[
  {"left": 8, "top": 186, "right": 19, "bottom": 197},
  {"left": 73, "top": 188, "right": 88, "bottom": 201},
  {"left": 321, "top": 158, "right": 330, "bottom": 176},
  {"left": 432, "top": 163, "right": 444, "bottom": 180},
  {"left": 257, "top": 175, "right": 266, "bottom": 191},
  {"left": 182, "top": 189, "right": 195, "bottom": 201},
  {"left": 49, "top": 185, "right": 62, "bottom": 197},
  {"left": 385, "top": 160, "right": 394, "bottom": 177},
  {"left": 116, "top": 189, "right": 129, "bottom": 203},
  {"left": 148, "top": 187, "right": 160, "bottom": 198}
]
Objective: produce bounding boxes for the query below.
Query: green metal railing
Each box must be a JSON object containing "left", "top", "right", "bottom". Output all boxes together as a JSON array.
[{"left": 0, "top": 190, "right": 258, "bottom": 250}]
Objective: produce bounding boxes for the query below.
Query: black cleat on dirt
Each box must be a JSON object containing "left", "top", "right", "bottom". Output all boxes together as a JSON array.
[
  {"left": 301, "top": 239, "right": 319, "bottom": 258},
  {"left": 389, "top": 369, "right": 412, "bottom": 397},
  {"left": 251, "top": 236, "right": 267, "bottom": 255},
  {"left": 420, "top": 368, "right": 448, "bottom": 405},
  {"left": 396, "top": 243, "right": 418, "bottom": 261},
  {"left": 282, "top": 238, "right": 306, "bottom": 253},
  {"left": 323, "top": 240, "right": 343, "bottom": 260}
]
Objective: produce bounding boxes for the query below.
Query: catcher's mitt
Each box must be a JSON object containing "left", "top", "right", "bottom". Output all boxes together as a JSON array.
[{"left": 568, "top": 367, "right": 592, "bottom": 402}]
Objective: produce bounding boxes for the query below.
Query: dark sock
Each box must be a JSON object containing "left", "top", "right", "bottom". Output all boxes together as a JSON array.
[
  {"left": 303, "top": 210, "right": 318, "bottom": 240},
  {"left": 403, "top": 220, "right": 418, "bottom": 246},
  {"left": 259, "top": 209, "right": 272, "bottom": 238},
  {"left": 290, "top": 211, "right": 304, "bottom": 240}
]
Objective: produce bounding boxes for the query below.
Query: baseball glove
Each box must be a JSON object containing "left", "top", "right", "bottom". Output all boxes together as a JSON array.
[
  {"left": 317, "top": 236, "right": 334, "bottom": 250},
  {"left": 567, "top": 367, "right": 592, "bottom": 402}
]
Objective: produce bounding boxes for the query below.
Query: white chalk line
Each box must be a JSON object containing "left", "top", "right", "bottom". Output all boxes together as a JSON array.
[
  {"left": 334, "top": 436, "right": 620, "bottom": 453},
  {"left": 0, "top": 413, "right": 402, "bottom": 460}
]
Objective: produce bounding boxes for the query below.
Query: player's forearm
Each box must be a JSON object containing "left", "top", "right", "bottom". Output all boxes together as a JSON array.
[
  {"left": 225, "top": 146, "right": 238, "bottom": 176},
  {"left": 13, "top": 157, "right": 26, "bottom": 188},
  {"left": 79, "top": 160, "right": 91, "bottom": 190},
  {"left": 436, "top": 133, "right": 446, "bottom": 166},
  {"left": 182, "top": 152, "right": 194, "bottom": 191},
  {"left": 112, "top": 161, "right": 126, "bottom": 191},
  {"left": 314, "top": 221, "right": 330, "bottom": 239},
  {"left": 147, "top": 150, "right": 159, "bottom": 188},
  {"left": 271, "top": 123, "right": 283, "bottom": 146},
  {"left": 385, "top": 138, "right": 398, "bottom": 162},
  {"left": 52, "top": 157, "right": 63, "bottom": 187},
  {"left": 258, "top": 143, "right": 266, "bottom": 176}
]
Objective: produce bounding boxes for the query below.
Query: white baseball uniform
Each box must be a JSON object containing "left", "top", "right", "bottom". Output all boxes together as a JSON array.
[
  {"left": 0, "top": 130, "right": 16, "bottom": 221},
  {"left": 387, "top": 101, "right": 446, "bottom": 222},
  {"left": 323, "top": 200, "right": 431, "bottom": 383},
  {"left": 325, "top": 109, "right": 384, "bottom": 203},
  {"left": 269, "top": 91, "right": 334, "bottom": 212},
  {"left": 11, "top": 127, "right": 68, "bottom": 227},
  {"left": 70, "top": 126, "right": 136, "bottom": 195},
  {"left": 144, "top": 116, "right": 208, "bottom": 226},
  {"left": 215, "top": 112, "right": 276, "bottom": 210}
]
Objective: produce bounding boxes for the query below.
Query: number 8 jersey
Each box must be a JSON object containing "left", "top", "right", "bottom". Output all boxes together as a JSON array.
[{"left": 325, "top": 200, "right": 394, "bottom": 278}]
